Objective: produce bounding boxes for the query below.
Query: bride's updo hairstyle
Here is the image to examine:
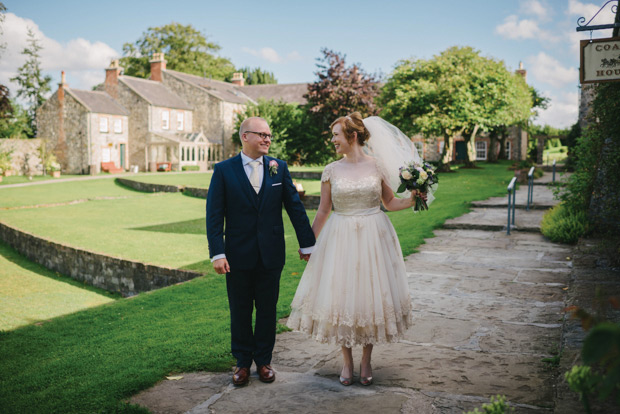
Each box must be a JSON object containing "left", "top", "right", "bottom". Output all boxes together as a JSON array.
[{"left": 330, "top": 112, "right": 370, "bottom": 146}]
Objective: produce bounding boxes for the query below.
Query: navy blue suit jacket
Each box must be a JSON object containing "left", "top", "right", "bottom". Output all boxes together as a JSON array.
[{"left": 206, "top": 154, "right": 315, "bottom": 271}]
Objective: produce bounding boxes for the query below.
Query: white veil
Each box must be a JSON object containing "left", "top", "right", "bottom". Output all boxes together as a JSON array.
[{"left": 362, "top": 116, "right": 436, "bottom": 206}]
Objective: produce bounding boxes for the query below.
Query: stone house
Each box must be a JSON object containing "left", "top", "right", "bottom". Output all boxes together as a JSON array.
[
  {"left": 37, "top": 71, "right": 130, "bottom": 174},
  {"left": 99, "top": 60, "right": 208, "bottom": 172}
]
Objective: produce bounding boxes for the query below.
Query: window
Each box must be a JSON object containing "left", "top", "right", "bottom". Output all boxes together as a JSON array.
[
  {"left": 476, "top": 141, "right": 487, "bottom": 160},
  {"left": 505, "top": 141, "right": 511, "bottom": 160},
  {"left": 414, "top": 141, "right": 424, "bottom": 157},
  {"left": 99, "top": 117, "right": 108, "bottom": 133},
  {"left": 114, "top": 119, "right": 122, "bottom": 134},
  {"left": 177, "top": 112, "right": 184, "bottom": 131},
  {"left": 162, "top": 110, "right": 169, "bottom": 130},
  {"left": 439, "top": 141, "right": 445, "bottom": 157},
  {"left": 181, "top": 147, "right": 185, "bottom": 161}
]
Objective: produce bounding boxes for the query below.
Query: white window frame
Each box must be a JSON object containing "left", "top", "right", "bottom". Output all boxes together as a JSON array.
[
  {"left": 505, "top": 140, "right": 511, "bottom": 160},
  {"left": 476, "top": 141, "right": 487, "bottom": 160},
  {"left": 162, "top": 110, "right": 170, "bottom": 130},
  {"left": 114, "top": 118, "right": 122, "bottom": 134},
  {"left": 177, "top": 112, "right": 184, "bottom": 131},
  {"left": 99, "top": 116, "right": 108, "bottom": 133}
]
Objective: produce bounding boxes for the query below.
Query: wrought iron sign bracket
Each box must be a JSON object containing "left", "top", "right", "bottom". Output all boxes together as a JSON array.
[{"left": 576, "top": 0, "right": 620, "bottom": 32}]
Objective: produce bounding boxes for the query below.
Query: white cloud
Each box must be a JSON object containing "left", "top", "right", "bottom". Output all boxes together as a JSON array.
[
  {"left": 496, "top": 15, "right": 541, "bottom": 39},
  {"left": 526, "top": 52, "right": 578, "bottom": 88},
  {"left": 241, "top": 46, "right": 303, "bottom": 64},
  {"left": 534, "top": 91, "right": 579, "bottom": 128},
  {"left": 0, "top": 12, "right": 119, "bottom": 98},
  {"left": 520, "top": 0, "right": 551, "bottom": 21}
]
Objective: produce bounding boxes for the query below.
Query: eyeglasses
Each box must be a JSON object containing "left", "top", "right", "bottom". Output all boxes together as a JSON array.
[{"left": 245, "top": 131, "right": 272, "bottom": 140}]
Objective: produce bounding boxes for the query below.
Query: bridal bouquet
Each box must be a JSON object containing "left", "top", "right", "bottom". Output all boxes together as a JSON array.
[{"left": 397, "top": 161, "right": 438, "bottom": 211}]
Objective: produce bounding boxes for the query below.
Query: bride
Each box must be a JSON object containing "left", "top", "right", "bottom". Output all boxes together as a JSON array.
[{"left": 287, "top": 112, "right": 428, "bottom": 386}]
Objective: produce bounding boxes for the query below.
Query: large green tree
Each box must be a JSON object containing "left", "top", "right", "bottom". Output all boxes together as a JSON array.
[
  {"left": 120, "top": 22, "right": 235, "bottom": 80},
  {"left": 233, "top": 99, "right": 306, "bottom": 164},
  {"left": 10, "top": 28, "right": 51, "bottom": 137},
  {"left": 379, "top": 46, "right": 532, "bottom": 169},
  {"left": 304, "top": 48, "right": 381, "bottom": 163},
  {"left": 0, "top": 99, "right": 31, "bottom": 138}
]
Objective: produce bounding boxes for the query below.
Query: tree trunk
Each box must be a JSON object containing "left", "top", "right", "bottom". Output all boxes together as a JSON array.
[
  {"left": 438, "top": 133, "right": 453, "bottom": 172},
  {"left": 488, "top": 130, "right": 499, "bottom": 163},
  {"left": 497, "top": 129, "right": 508, "bottom": 160},
  {"left": 463, "top": 125, "right": 479, "bottom": 168}
]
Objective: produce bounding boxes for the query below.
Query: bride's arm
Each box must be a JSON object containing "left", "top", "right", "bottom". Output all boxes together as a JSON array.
[
  {"left": 381, "top": 180, "right": 419, "bottom": 211},
  {"left": 311, "top": 180, "right": 332, "bottom": 237}
]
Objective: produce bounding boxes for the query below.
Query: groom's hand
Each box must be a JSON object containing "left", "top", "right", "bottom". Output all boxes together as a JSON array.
[{"left": 213, "top": 258, "right": 230, "bottom": 274}]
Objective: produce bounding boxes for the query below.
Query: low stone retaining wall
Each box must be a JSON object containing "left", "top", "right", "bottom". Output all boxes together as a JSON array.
[
  {"left": 116, "top": 178, "right": 320, "bottom": 209},
  {"left": 290, "top": 171, "right": 322, "bottom": 180},
  {"left": 116, "top": 178, "right": 181, "bottom": 194},
  {"left": 0, "top": 221, "right": 203, "bottom": 297}
]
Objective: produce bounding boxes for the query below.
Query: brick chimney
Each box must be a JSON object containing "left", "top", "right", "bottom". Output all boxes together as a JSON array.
[
  {"left": 231, "top": 72, "right": 245, "bottom": 86},
  {"left": 516, "top": 61, "right": 527, "bottom": 81},
  {"left": 105, "top": 60, "right": 123, "bottom": 99},
  {"left": 150, "top": 52, "right": 166, "bottom": 82}
]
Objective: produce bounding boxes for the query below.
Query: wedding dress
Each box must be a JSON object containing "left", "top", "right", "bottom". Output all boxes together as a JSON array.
[{"left": 287, "top": 158, "right": 413, "bottom": 347}]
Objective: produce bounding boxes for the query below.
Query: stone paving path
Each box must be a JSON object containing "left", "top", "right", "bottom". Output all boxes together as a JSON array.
[{"left": 130, "top": 172, "right": 574, "bottom": 414}]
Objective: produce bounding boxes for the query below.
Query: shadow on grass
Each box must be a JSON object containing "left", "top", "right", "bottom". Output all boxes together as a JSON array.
[
  {"left": 131, "top": 218, "right": 205, "bottom": 235},
  {"left": 0, "top": 241, "right": 120, "bottom": 300}
]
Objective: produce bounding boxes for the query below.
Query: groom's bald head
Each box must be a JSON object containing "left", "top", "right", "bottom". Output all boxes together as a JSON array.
[{"left": 239, "top": 117, "right": 269, "bottom": 139}]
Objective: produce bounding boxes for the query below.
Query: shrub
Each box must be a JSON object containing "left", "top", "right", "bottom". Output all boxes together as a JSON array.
[
  {"left": 182, "top": 165, "right": 200, "bottom": 171},
  {"left": 465, "top": 395, "right": 513, "bottom": 414},
  {"left": 541, "top": 203, "right": 588, "bottom": 244}
]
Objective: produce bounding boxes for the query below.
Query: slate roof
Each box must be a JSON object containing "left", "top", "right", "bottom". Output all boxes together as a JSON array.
[
  {"left": 120, "top": 76, "right": 193, "bottom": 110},
  {"left": 164, "top": 70, "right": 252, "bottom": 105},
  {"left": 239, "top": 83, "right": 308, "bottom": 104},
  {"left": 66, "top": 88, "right": 129, "bottom": 116}
]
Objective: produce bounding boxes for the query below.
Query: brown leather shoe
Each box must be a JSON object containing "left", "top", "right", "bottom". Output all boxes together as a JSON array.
[
  {"left": 258, "top": 364, "right": 275, "bottom": 383},
  {"left": 232, "top": 366, "right": 250, "bottom": 386}
]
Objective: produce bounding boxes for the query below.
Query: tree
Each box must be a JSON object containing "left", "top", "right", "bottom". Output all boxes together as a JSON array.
[
  {"left": 0, "top": 99, "right": 31, "bottom": 138},
  {"left": 304, "top": 48, "right": 381, "bottom": 162},
  {"left": 236, "top": 67, "right": 277, "bottom": 85},
  {"left": 233, "top": 99, "right": 307, "bottom": 164},
  {"left": 120, "top": 23, "right": 235, "bottom": 80},
  {"left": 10, "top": 28, "right": 51, "bottom": 137},
  {"left": 380, "top": 46, "right": 532, "bottom": 169}
]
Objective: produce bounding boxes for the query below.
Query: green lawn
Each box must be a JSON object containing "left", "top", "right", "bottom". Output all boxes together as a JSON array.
[
  {"left": 0, "top": 174, "right": 84, "bottom": 186},
  {"left": 0, "top": 243, "right": 118, "bottom": 330},
  {"left": 542, "top": 145, "right": 568, "bottom": 164},
  {"left": 0, "top": 161, "right": 514, "bottom": 413}
]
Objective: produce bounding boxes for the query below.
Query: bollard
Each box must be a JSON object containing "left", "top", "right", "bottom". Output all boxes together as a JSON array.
[
  {"left": 552, "top": 159, "right": 556, "bottom": 183},
  {"left": 526, "top": 167, "right": 535, "bottom": 211},
  {"left": 507, "top": 177, "right": 517, "bottom": 235}
]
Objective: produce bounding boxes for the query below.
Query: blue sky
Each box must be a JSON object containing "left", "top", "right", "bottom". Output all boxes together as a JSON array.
[{"left": 1, "top": 0, "right": 617, "bottom": 128}]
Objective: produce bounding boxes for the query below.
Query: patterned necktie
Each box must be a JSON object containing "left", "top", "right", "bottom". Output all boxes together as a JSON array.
[{"left": 249, "top": 160, "right": 261, "bottom": 193}]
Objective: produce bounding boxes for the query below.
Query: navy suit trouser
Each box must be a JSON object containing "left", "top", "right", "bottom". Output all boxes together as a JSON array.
[{"left": 226, "top": 257, "right": 282, "bottom": 368}]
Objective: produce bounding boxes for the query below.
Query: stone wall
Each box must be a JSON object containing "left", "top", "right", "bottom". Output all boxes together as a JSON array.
[
  {"left": 0, "top": 138, "right": 43, "bottom": 175},
  {"left": 115, "top": 177, "right": 320, "bottom": 210},
  {"left": 0, "top": 220, "right": 203, "bottom": 297}
]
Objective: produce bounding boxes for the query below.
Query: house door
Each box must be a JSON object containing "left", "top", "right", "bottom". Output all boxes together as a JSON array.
[
  {"left": 455, "top": 141, "right": 467, "bottom": 161},
  {"left": 120, "top": 144, "right": 126, "bottom": 169}
]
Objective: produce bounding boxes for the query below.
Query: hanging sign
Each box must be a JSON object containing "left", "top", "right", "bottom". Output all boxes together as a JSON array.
[{"left": 580, "top": 37, "right": 620, "bottom": 83}]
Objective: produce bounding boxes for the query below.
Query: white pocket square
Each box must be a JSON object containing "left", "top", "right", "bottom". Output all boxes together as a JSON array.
[{"left": 272, "top": 183, "right": 282, "bottom": 186}]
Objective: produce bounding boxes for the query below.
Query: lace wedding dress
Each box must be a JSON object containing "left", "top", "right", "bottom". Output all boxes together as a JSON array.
[{"left": 287, "top": 159, "right": 413, "bottom": 347}]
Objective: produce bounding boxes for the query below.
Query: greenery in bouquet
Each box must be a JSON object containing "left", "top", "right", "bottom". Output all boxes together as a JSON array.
[{"left": 397, "top": 161, "right": 438, "bottom": 211}]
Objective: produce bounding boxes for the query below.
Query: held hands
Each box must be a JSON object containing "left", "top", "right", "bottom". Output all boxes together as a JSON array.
[
  {"left": 298, "top": 249, "right": 311, "bottom": 262},
  {"left": 213, "top": 258, "right": 230, "bottom": 275}
]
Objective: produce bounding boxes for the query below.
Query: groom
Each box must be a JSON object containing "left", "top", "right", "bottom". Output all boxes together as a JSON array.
[{"left": 206, "top": 117, "right": 315, "bottom": 386}]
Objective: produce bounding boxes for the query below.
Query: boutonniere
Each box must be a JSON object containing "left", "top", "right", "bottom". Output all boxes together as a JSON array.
[{"left": 269, "top": 160, "right": 278, "bottom": 177}]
